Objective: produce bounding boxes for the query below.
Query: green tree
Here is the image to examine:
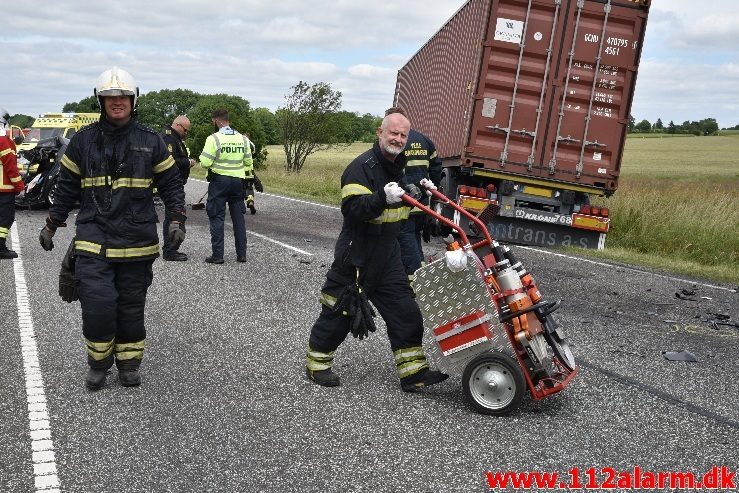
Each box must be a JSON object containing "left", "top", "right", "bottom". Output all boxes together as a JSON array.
[
  {"left": 136, "top": 88, "right": 202, "bottom": 131},
  {"left": 636, "top": 119, "right": 652, "bottom": 133},
  {"left": 628, "top": 114, "right": 635, "bottom": 133},
  {"left": 667, "top": 120, "right": 676, "bottom": 134},
  {"left": 654, "top": 118, "right": 664, "bottom": 130},
  {"left": 276, "top": 81, "right": 349, "bottom": 173},
  {"left": 252, "top": 107, "right": 280, "bottom": 145},
  {"left": 358, "top": 113, "right": 382, "bottom": 142},
  {"left": 9, "top": 114, "right": 35, "bottom": 128},
  {"left": 334, "top": 111, "right": 383, "bottom": 143},
  {"left": 187, "top": 94, "right": 267, "bottom": 169},
  {"left": 698, "top": 118, "right": 719, "bottom": 136},
  {"left": 681, "top": 120, "right": 701, "bottom": 135},
  {"left": 62, "top": 96, "right": 99, "bottom": 113}
]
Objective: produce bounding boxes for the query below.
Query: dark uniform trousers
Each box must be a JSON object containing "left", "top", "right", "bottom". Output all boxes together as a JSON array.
[
  {"left": 161, "top": 214, "right": 176, "bottom": 255},
  {"left": 0, "top": 193, "right": 15, "bottom": 237},
  {"left": 206, "top": 173, "right": 247, "bottom": 259},
  {"left": 398, "top": 213, "right": 425, "bottom": 275},
  {"left": 76, "top": 256, "right": 154, "bottom": 370},
  {"left": 309, "top": 242, "right": 425, "bottom": 358}
]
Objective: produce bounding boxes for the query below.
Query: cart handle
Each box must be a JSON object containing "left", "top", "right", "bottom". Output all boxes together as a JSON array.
[{"left": 400, "top": 188, "right": 496, "bottom": 250}]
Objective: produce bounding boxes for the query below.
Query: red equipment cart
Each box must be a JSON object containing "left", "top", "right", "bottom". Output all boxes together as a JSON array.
[{"left": 403, "top": 187, "right": 578, "bottom": 415}]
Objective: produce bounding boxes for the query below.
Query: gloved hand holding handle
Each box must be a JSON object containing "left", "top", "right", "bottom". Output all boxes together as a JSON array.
[
  {"left": 419, "top": 178, "right": 437, "bottom": 196},
  {"left": 383, "top": 182, "right": 405, "bottom": 204}
]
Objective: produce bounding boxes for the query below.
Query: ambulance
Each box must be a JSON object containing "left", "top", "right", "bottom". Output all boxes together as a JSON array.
[{"left": 18, "top": 112, "right": 99, "bottom": 154}]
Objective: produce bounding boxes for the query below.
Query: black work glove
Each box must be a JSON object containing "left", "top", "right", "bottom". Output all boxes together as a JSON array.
[
  {"left": 425, "top": 215, "right": 440, "bottom": 242},
  {"left": 402, "top": 183, "right": 422, "bottom": 201},
  {"left": 333, "top": 283, "right": 377, "bottom": 340},
  {"left": 355, "top": 287, "right": 377, "bottom": 339},
  {"left": 39, "top": 217, "right": 64, "bottom": 251},
  {"left": 59, "top": 266, "right": 79, "bottom": 302},
  {"left": 422, "top": 219, "right": 431, "bottom": 243},
  {"left": 253, "top": 174, "right": 264, "bottom": 193},
  {"left": 168, "top": 221, "right": 186, "bottom": 250},
  {"left": 59, "top": 239, "right": 78, "bottom": 302}
]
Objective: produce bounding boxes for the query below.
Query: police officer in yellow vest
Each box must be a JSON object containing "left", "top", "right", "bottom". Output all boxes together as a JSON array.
[{"left": 199, "top": 109, "right": 250, "bottom": 264}]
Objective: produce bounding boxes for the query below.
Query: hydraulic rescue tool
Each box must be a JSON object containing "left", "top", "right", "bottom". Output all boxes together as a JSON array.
[{"left": 402, "top": 184, "right": 578, "bottom": 415}]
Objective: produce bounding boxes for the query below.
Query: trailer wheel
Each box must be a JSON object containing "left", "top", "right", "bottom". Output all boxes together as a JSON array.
[{"left": 462, "top": 351, "right": 524, "bottom": 416}]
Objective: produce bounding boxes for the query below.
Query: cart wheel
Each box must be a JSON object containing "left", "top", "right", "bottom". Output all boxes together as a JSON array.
[{"left": 462, "top": 351, "right": 524, "bottom": 416}]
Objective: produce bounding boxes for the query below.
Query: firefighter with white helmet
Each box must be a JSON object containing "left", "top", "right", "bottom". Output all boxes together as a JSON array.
[
  {"left": 0, "top": 106, "right": 25, "bottom": 258},
  {"left": 38, "top": 67, "right": 187, "bottom": 390}
]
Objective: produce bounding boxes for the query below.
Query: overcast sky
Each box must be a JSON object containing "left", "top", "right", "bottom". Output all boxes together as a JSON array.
[{"left": 5, "top": 0, "right": 738, "bottom": 128}]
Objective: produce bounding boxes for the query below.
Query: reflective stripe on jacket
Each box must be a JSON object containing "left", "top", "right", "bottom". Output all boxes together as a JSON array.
[
  {"left": 0, "top": 135, "right": 22, "bottom": 193},
  {"left": 50, "top": 119, "right": 186, "bottom": 262}
]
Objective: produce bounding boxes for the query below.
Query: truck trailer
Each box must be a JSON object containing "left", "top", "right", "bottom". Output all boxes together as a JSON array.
[{"left": 394, "top": 0, "right": 650, "bottom": 249}]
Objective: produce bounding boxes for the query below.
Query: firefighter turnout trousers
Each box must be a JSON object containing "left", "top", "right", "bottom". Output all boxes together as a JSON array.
[
  {"left": 307, "top": 243, "right": 430, "bottom": 380},
  {"left": 206, "top": 173, "right": 247, "bottom": 259},
  {"left": 75, "top": 256, "right": 154, "bottom": 370},
  {"left": 0, "top": 193, "right": 15, "bottom": 241},
  {"left": 398, "top": 213, "right": 425, "bottom": 275}
]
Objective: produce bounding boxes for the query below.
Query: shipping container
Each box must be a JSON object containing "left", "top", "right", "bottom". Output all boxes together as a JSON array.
[{"left": 395, "top": 0, "right": 650, "bottom": 249}]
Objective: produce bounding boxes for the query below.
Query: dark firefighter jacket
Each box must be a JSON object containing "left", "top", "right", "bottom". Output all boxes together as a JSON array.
[
  {"left": 162, "top": 126, "right": 191, "bottom": 183},
  {"left": 49, "top": 118, "right": 185, "bottom": 261},
  {"left": 332, "top": 142, "right": 411, "bottom": 275},
  {"left": 403, "top": 129, "right": 442, "bottom": 210}
]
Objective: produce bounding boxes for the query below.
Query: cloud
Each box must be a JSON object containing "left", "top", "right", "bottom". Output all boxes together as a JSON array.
[
  {"left": 631, "top": 59, "right": 739, "bottom": 127},
  {"left": 4, "top": 1, "right": 737, "bottom": 127}
]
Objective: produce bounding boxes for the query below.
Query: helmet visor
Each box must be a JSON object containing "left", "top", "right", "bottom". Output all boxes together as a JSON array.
[{"left": 97, "top": 88, "right": 136, "bottom": 97}]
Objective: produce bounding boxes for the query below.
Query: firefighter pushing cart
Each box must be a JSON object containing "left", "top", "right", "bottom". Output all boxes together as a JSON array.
[{"left": 402, "top": 186, "right": 578, "bottom": 415}]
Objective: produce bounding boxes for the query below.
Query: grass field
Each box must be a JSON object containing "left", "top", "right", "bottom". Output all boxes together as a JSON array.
[
  {"left": 586, "top": 135, "right": 739, "bottom": 283},
  {"left": 191, "top": 136, "right": 739, "bottom": 284}
]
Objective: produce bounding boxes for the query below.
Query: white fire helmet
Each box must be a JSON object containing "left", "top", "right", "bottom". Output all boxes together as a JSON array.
[
  {"left": 94, "top": 66, "right": 139, "bottom": 109},
  {"left": 0, "top": 107, "right": 9, "bottom": 128}
]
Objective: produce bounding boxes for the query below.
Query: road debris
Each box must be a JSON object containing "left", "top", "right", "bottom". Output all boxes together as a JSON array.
[
  {"left": 662, "top": 350, "right": 698, "bottom": 362},
  {"left": 675, "top": 288, "right": 698, "bottom": 301}
]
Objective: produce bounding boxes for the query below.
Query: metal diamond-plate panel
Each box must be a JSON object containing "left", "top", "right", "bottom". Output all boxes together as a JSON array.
[{"left": 415, "top": 258, "right": 515, "bottom": 375}]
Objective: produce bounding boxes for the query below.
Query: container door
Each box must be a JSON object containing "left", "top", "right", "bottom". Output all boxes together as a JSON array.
[
  {"left": 539, "top": 0, "right": 649, "bottom": 191},
  {"left": 465, "top": 0, "right": 567, "bottom": 176}
]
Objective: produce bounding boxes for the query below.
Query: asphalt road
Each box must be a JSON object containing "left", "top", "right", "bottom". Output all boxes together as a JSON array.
[{"left": 2, "top": 179, "right": 738, "bottom": 493}]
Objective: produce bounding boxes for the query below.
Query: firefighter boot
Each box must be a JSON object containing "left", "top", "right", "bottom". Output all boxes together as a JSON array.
[
  {"left": 306, "top": 368, "right": 341, "bottom": 387},
  {"left": 119, "top": 369, "right": 141, "bottom": 387},
  {"left": 0, "top": 239, "right": 18, "bottom": 259},
  {"left": 400, "top": 368, "right": 449, "bottom": 392},
  {"left": 116, "top": 352, "right": 142, "bottom": 387},
  {"left": 85, "top": 368, "right": 108, "bottom": 391},
  {"left": 306, "top": 346, "right": 340, "bottom": 386},
  {"left": 247, "top": 195, "right": 256, "bottom": 215}
]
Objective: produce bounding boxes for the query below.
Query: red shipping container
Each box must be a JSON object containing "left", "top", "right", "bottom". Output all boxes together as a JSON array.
[{"left": 395, "top": 0, "right": 650, "bottom": 195}]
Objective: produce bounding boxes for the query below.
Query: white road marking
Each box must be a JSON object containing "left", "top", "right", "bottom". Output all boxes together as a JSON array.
[
  {"left": 248, "top": 230, "right": 313, "bottom": 256},
  {"left": 188, "top": 179, "right": 317, "bottom": 255},
  {"left": 258, "top": 192, "right": 340, "bottom": 211},
  {"left": 10, "top": 224, "right": 61, "bottom": 493}
]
